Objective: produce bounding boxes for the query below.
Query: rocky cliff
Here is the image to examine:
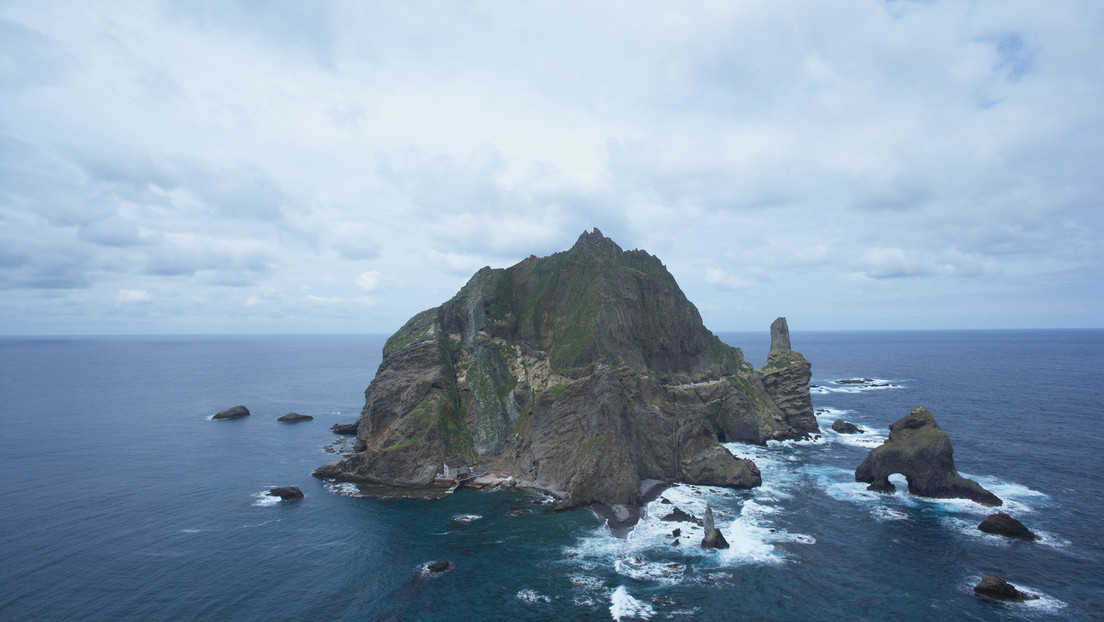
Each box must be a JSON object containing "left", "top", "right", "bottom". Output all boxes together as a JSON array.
[{"left": 314, "top": 229, "right": 818, "bottom": 510}]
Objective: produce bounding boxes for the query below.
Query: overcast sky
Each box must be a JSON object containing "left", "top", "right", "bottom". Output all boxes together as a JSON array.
[{"left": 2, "top": 1, "right": 1101, "bottom": 335}]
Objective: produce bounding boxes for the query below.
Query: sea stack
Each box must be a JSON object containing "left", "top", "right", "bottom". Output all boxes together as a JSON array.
[
  {"left": 314, "top": 230, "right": 817, "bottom": 517},
  {"left": 757, "top": 317, "right": 819, "bottom": 439},
  {"left": 854, "top": 406, "right": 1001, "bottom": 506},
  {"left": 701, "top": 503, "right": 730, "bottom": 549}
]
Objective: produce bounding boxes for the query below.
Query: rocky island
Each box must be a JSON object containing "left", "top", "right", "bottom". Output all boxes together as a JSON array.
[
  {"left": 855, "top": 406, "right": 1001, "bottom": 506},
  {"left": 314, "top": 229, "right": 818, "bottom": 516}
]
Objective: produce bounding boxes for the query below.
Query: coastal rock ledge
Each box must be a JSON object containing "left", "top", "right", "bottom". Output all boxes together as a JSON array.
[
  {"left": 314, "top": 230, "right": 818, "bottom": 515},
  {"left": 855, "top": 406, "right": 1001, "bottom": 506}
]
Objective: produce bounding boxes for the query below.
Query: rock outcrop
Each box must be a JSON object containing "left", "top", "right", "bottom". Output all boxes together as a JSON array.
[
  {"left": 701, "top": 503, "right": 729, "bottom": 549},
  {"left": 212, "top": 405, "right": 250, "bottom": 420},
  {"left": 757, "top": 318, "right": 819, "bottom": 439},
  {"left": 426, "top": 560, "right": 450, "bottom": 573},
  {"left": 973, "top": 574, "right": 1038, "bottom": 602},
  {"left": 832, "top": 419, "right": 862, "bottom": 434},
  {"left": 330, "top": 423, "right": 358, "bottom": 435},
  {"left": 314, "top": 230, "right": 816, "bottom": 513},
  {"left": 268, "top": 486, "right": 304, "bottom": 501},
  {"left": 278, "top": 412, "right": 313, "bottom": 423},
  {"left": 978, "top": 513, "right": 1039, "bottom": 541},
  {"left": 855, "top": 407, "right": 1001, "bottom": 506}
]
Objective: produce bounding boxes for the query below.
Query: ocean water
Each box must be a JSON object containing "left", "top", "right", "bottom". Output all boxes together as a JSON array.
[{"left": 1, "top": 330, "right": 1101, "bottom": 621}]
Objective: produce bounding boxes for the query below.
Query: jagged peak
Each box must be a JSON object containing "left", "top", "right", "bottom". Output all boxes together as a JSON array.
[{"left": 570, "top": 228, "right": 624, "bottom": 257}]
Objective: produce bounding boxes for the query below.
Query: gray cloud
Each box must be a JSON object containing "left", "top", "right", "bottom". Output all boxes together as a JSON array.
[
  {"left": 0, "top": 0, "right": 1101, "bottom": 332},
  {"left": 0, "top": 18, "right": 71, "bottom": 89}
]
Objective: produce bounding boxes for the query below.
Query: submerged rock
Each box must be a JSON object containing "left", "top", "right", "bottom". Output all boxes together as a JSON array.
[
  {"left": 854, "top": 406, "right": 1001, "bottom": 506},
  {"left": 700, "top": 503, "right": 729, "bottom": 549},
  {"left": 974, "top": 574, "right": 1038, "bottom": 602},
  {"left": 268, "top": 486, "right": 304, "bottom": 501},
  {"left": 978, "top": 513, "right": 1040, "bottom": 541},
  {"left": 314, "top": 230, "right": 817, "bottom": 517},
  {"left": 831, "top": 419, "right": 863, "bottom": 434},
  {"left": 212, "top": 405, "right": 250, "bottom": 420},
  {"left": 277, "top": 412, "right": 313, "bottom": 423}
]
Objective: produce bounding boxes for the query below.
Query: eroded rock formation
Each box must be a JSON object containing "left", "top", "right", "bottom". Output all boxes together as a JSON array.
[
  {"left": 314, "top": 230, "right": 817, "bottom": 513},
  {"left": 701, "top": 503, "right": 730, "bottom": 549},
  {"left": 855, "top": 406, "right": 1001, "bottom": 506},
  {"left": 757, "top": 318, "right": 819, "bottom": 438}
]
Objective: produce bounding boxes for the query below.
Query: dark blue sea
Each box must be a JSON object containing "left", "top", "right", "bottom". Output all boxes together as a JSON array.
[{"left": 1, "top": 331, "right": 1101, "bottom": 621}]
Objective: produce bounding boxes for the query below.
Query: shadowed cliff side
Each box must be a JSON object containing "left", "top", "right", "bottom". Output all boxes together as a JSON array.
[{"left": 315, "top": 229, "right": 817, "bottom": 513}]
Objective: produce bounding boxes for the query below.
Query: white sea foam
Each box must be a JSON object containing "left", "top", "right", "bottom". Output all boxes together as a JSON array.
[
  {"left": 326, "top": 481, "right": 364, "bottom": 497},
  {"left": 870, "top": 506, "right": 909, "bottom": 521},
  {"left": 516, "top": 588, "right": 551, "bottom": 605},
  {"left": 609, "top": 586, "right": 654, "bottom": 621},
  {"left": 815, "top": 378, "right": 904, "bottom": 394},
  {"left": 613, "top": 558, "right": 686, "bottom": 584},
  {"left": 452, "top": 513, "right": 483, "bottom": 524},
  {"left": 251, "top": 490, "right": 281, "bottom": 507},
  {"left": 812, "top": 409, "right": 888, "bottom": 448}
]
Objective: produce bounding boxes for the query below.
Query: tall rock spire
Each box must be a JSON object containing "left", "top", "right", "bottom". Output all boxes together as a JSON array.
[{"left": 770, "top": 316, "right": 791, "bottom": 351}]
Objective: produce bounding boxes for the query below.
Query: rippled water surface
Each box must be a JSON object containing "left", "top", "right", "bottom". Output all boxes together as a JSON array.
[{"left": 1, "top": 330, "right": 1100, "bottom": 620}]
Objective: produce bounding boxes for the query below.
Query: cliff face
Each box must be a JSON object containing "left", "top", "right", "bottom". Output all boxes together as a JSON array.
[{"left": 315, "top": 229, "right": 817, "bottom": 509}]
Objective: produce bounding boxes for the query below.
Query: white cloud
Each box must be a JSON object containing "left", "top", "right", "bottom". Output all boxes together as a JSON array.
[
  {"left": 116, "top": 289, "right": 152, "bottom": 304},
  {"left": 355, "top": 270, "right": 382, "bottom": 292},
  {"left": 0, "top": 1, "right": 1102, "bottom": 332},
  {"left": 705, "top": 268, "right": 755, "bottom": 292}
]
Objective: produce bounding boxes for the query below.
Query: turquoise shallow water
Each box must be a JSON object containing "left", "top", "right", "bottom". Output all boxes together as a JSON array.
[{"left": 0, "top": 331, "right": 1101, "bottom": 621}]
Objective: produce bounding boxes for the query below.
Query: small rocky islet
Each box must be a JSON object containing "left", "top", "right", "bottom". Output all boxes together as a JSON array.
[{"left": 854, "top": 406, "right": 1002, "bottom": 506}]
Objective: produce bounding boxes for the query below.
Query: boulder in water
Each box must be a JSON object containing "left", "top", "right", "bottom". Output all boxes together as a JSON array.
[
  {"left": 661, "top": 506, "right": 693, "bottom": 523},
  {"left": 973, "top": 574, "right": 1038, "bottom": 602},
  {"left": 427, "top": 560, "right": 450, "bottom": 573},
  {"left": 277, "top": 412, "right": 313, "bottom": 423},
  {"left": 978, "top": 513, "right": 1040, "bottom": 541},
  {"left": 831, "top": 419, "right": 862, "bottom": 434},
  {"left": 212, "top": 405, "right": 250, "bottom": 420},
  {"left": 268, "top": 486, "right": 304, "bottom": 501}
]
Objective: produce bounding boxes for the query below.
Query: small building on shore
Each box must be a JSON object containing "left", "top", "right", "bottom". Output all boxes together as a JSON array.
[{"left": 442, "top": 459, "right": 470, "bottom": 480}]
